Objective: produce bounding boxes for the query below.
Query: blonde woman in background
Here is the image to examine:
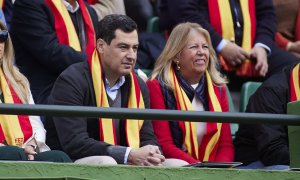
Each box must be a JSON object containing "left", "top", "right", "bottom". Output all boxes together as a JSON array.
[{"left": 0, "top": 21, "right": 71, "bottom": 162}]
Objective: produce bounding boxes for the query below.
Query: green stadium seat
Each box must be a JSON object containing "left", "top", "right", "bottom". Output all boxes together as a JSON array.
[
  {"left": 226, "top": 85, "right": 235, "bottom": 112},
  {"left": 146, "top": 16, "right": 159, "bottom": 33},
  {"left": 140, "top": 69, "right": 152, "bottom": 77},
  {"left": 239, "top": 81, "right": 262, "bottom": 112}
]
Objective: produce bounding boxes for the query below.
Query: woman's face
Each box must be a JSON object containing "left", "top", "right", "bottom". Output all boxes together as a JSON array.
[{"left": 177, "top": 29, "right": 210, "bottom": 84}]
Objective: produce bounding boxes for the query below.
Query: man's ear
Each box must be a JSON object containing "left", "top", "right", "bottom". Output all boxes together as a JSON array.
[{"left": 96, "top": 39, "right": 105, "bottom": 54}]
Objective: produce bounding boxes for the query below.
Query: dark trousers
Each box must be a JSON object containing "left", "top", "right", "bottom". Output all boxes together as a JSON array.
[{"left": 0, "top": 146, "right": 72, "bottom": 162}]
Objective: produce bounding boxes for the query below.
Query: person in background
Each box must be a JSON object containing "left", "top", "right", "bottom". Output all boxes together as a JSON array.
[
  {"left": 274, "top": 0, "right": 300, "bottom": 58},
  {"left": 46, "top": 15, "right": 166, "bottom": 166},
  {"left": 147, "top": 22, "right": 234, "bottom": 165},
  {"left": 2, "top": 0, "right": 125, "bottom": 30},
  {"left": 234, "top": 62, "right": 299, "bottom": 170},
  {"left": 0, "top": 21, "right": 71, "bottom": 163},
  {"left": 158, "top": 0, "right": 299, "bottom": 79},
  {"left": 124, "top": 0, "right": 154, "bottom": 32},
  {"left": 10, "top": 0, "right": 98, "bottom": 105}
]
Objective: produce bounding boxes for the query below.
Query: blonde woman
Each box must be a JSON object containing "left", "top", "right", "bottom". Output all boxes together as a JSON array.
[
  {"left": 0, "top": 21, "right": 71, "bottom": 162},
  {"left": 147, "top": 22, "right": 234, "bottom": 164}
]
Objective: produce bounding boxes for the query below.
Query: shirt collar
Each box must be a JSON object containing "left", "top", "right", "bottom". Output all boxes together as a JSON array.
[
  {"left": 105, "top": 76, "right": 126, "bottom": 91},
  {"left": 62, "top": 0, "right": 80, "bottom": 13}
]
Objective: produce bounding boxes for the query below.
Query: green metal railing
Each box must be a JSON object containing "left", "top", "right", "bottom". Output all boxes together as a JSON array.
[
  {"left": 0, "top": 102, "right": 299, "bottom": 179},
  {"left": 0, "top": 103, "right": 300, "bottom": 125}
]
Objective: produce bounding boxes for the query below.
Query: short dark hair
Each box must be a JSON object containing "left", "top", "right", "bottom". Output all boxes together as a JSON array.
[{"left": 97, "top": 14, "right": 138, "bottom": 44}]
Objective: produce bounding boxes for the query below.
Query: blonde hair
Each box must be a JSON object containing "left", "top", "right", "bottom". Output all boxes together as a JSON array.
[
  {"left": 0, "top": 21, "right": 30, "bottom": 103},
  {"left": 151, "top": 22, "right": 227, "bottom": 90}
]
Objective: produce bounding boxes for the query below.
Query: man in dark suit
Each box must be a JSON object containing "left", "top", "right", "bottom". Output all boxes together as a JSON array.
[
  {"left": 234, "top": 62, "right": 299, "bottom": 169},
  {"left": 46, "top": 14, "right": 166, "bottom": 165},
  {"left": 158, "top": 0, "right": 299, "bottom": 78},
  {"left": 10, "top": 0, "right": 98, "bottom": 105}
]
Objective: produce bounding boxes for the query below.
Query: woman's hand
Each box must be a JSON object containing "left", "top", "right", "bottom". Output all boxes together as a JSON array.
[{"left": 23, "top": 144, "right": 37, "bottom": 160}]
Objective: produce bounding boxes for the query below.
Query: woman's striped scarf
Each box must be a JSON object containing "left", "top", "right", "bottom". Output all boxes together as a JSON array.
[
  {"left": 0, "top": 68, "right": 32, "bottom": 146},
  {"left": 169, "top": 68, "right": 223, "bottom": 161}
]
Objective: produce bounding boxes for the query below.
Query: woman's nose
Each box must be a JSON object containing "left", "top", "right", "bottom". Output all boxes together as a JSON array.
[{"left": 197, "top": 48, "right": 204, "bottom": 55}]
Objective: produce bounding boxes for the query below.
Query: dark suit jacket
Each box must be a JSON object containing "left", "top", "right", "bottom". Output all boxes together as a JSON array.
[
  {"left": 46, "top": 61, "right": 159, "bottom": 162},
  {"left": 234, "top": 63, "right": 299, "bottom": 166},
  {"left": 10, "top": 0, "right": 98, "bottom": 104},
  {"left": 2, "top": 0, "right": 13, "bottom": 29},
  {"left": 159, "top": 0, "right": 276, "bottom": 50}
]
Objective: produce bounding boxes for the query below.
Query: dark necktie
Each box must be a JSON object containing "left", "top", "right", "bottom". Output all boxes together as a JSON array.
[{"left": 75, "top": 10, "right": 87, "bottom": 51}]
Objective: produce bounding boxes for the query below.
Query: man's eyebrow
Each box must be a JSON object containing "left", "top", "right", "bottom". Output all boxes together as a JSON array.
[
  {"left": 117, "top": 42, "right": 129, "bottom": 46},
  {"left": 116, "top": 42, "right": 139, "bottom": 47}
]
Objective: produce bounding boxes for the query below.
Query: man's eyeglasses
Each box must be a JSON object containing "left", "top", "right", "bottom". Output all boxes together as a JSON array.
[{"left": 0, "top": 30, "right": 8, "bottom": 43}]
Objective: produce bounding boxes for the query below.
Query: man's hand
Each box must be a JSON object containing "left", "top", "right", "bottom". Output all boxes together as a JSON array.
[
  {"left": 220, "top": 42, "right": 250, "bottom": 66},
  {"left": 128, "top": 145, "right": 165, "bottom": 166},
  {"left": 287, "top": 41, "right": 300, "bottom": 53},
  {"left": 23, "top": 144, "right": 37, "bottom": 160},
  {"left": 250, "top": 46, "right": 268, "bottom": 77}
]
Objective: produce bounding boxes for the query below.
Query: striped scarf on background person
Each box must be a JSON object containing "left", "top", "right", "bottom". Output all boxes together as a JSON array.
[
  {"left": 45, "top": 0, "right": 96, "bottom": 60},
  {"left": 89, "top": 49, "right": 144, "bottom": 148},
  {"left": 169, "top": 68, "right": 223, "bottom": 161},
  {"left": 0, "top": 0, "right": 3, "bottom": 8},
  {"left": 208, "top": 0, "right": 258, "bottom": 77},
  {"left": 290, "top": 63, "right": 300, "bottom": 101},
  {"left": 0, "top": 68, "right": 33, "bottom": 147},
  {"left": 86, "top": 0, "right": 96, "bottom": 5}
]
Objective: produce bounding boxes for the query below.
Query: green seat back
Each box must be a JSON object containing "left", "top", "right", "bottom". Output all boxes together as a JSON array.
[
  {"left": 288, "top": 101, "right": 300, "bottom": 169},
  {"left": 226, "top": 86, "right": 239, "bottom": 138},
  {"left": 239, "top": 81, "right": 262, "bottom": 112},
  {"left": 226, "top": 85, "right": 235, "bottom": 112},
  {"left": 140, "top": 69, "right": 152, "bottom": 77},
  {"left": 146, "top": 16, "right": 159, "bottom": 33}
]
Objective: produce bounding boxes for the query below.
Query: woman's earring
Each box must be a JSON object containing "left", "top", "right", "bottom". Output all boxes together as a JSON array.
[{"left": 175, "top": 60, "right": 180, "bottom": 70}]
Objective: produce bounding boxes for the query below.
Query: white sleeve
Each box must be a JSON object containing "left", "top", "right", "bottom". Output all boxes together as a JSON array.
[{"left": 28, "top": 92, "right": 50, "bottom": 152}]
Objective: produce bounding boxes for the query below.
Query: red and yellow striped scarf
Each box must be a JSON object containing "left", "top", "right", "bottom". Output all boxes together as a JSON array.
[
  {"left": 89, "top": 49, "right": 144, "bottom": 148},
  {"left": 45, "top": 0, "right": 96, "bottom": 60},
  {"left": 290, "top": 63, "right": 300, "bottom": 102},
  {"left": 208, "top": 0, "right": 258, "bottom": 77},
  {"left": 0, "top": 0, "right": 4, "bottom": 9},
  {"left": 86, "top": 0, "right": 96, "bottom": 5},
  {"left": 170, "top": 68, "right": 222, "bottom": 161},
  {"left": 0, "top": 68, "right": 33, "bottom": 146}
]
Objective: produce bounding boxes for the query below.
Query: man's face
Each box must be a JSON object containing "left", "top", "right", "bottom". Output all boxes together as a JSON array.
[{"left": 98, "top": 29, "right": 139, "bottom": 78}]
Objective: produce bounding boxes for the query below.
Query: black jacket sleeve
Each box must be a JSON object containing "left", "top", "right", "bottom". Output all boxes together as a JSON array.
[
  {"left": 246, "top": 83, "right": 289, "bottom": 165},
  {"left": 254, "top": 0, "right": 276, "bottom": 49},
  {"left": 48, "top": 64, "right": 112, "bottom": 160},
  {"left": 136, "top": 76, "right": 160, "bottom": 148}
]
